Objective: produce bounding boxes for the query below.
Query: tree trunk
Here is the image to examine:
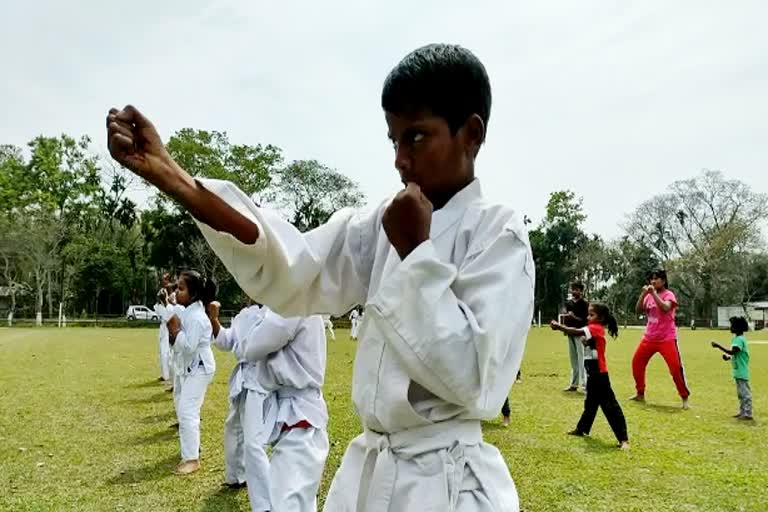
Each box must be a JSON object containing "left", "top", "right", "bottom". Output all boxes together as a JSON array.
[
  {"left": 36, "top": 269, "right": 44, "bottom": 326},
  {"left": 47, "top": 269, "right": 54, "bottom": 318}
]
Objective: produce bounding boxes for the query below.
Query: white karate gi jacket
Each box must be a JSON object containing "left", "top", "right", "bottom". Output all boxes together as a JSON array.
[
  {"left": 195, "top": 178, "right": 534, "bottom": 511},
  {"left": 214, "top": 304, "right": 268, "bottom": 397},
  {"left": 174, "top": 301, "right": 215, "bottom": 376}
]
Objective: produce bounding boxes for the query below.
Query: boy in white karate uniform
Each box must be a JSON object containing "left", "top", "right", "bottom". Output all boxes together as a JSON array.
[
  {"left": 210, "top": 300, "right": 272, "bottom": 509},
  {"left": 211, "top": 301, "right": 329, "bottom": 511},
  {"left": 322, "top": 315, "right": 335, "bottom": 341},
  {"left": 349, "top": 307, "right": 360, "bottom": 340},
  {"left": 108, "top": 43, "right": 534, "bottom": 511},
  {"left": 153, "top": 273, "right": 174, "bottom": 382}
]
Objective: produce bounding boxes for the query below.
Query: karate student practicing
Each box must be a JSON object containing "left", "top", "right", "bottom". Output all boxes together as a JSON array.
[
  {"left": 210, "top": 301, "right": 329, "bottom": 511},
  {"left": 349, "top": 307, "right": 360, "bottom": 340},
  {"left": 153, "top": 273, "right": 175, "bottom": 383},
  {"left": 322, "top": 314, "right": 335, "bottom": 341},
  {"left": 167, "top": 270, "right": 217, "bottom": 475},
  {"left": 107, "top": 43, "right": 534, "bottom": 511}
]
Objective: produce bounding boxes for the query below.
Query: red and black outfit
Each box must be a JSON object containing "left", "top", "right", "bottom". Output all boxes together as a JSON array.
[{"left": 575, "top": 323, "right": 628, "bottom": 443}]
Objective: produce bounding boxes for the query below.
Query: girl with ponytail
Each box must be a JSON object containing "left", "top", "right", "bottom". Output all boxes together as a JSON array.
[
  {"left": 551, "top": 302, "right": 629, "bottom": 450},
  {"left": 167, "top": 270, "right": 217, "bottom": 474}
]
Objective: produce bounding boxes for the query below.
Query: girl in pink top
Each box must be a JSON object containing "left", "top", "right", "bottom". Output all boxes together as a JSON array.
[{"left": 629, "top": 269, "right": 690, "bottom": 409}]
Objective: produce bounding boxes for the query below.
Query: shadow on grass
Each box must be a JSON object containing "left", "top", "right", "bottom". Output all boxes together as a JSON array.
[
  {"left": 140, "top": 411, "right": 176, "bottom": 424},
  {"left": 121, "top": 392, "right": 170, "bottom": 405},
  {"left": 132, "top": 429, "right": 177, "bottom": 446},
  {"left": 561, "top": 390, "right": 586, "bottom": 399},
  {"left": 581, "top": 435, "right": 621, "bottom": 453},
  {"left": 637, "top": 402, "right": 684, "bottom": 414},
  {"left": 482, "top": 422, "right": 510, "bottom": 432},
  {"left": 126, "top": 379, "right": 164, "bottom": 389},
  {"left": 106, "top": 454, "right": 178, "bottom": 485},
  {"left": 199, "top": 486, "right": 246, "bottom": 512}
]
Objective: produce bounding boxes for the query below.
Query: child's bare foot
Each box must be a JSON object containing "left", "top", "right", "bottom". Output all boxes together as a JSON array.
[
  {"left": 567, "top": 429, "right": 585, "bottom": 437},
  {"left": 682, "top": 398, "right": 690, "bottom": 410},
  {"left": 501, "top": 416, "right": 510, "bottom": 427},
  {"left": 628, "top": 394, "right": 645, "bottom": 402},
  {"left": 738, "top": 416, "right": 754, "bottom": 421},
  {"left": 174, "top": 459, "right": 200, "bottom": 475},
  {"left": 732, "top": 413, "right": 743, "bottom": 418},
  {"left": 619, "top": 441, "right": 630, "bottom": 450}
]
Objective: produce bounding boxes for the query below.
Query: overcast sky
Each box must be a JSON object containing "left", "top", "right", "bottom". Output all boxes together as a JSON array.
[{"left": 2, "top": 1, "right": 766, "bottom": 238}]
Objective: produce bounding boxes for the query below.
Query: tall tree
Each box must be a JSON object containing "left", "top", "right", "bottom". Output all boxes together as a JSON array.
[
  {"left": 268, "top": 159, "right": 365, "bottom": 232},
  {"left": 166, "top": 129, "right": 279, "bottom": 196},
  {"left": 625, "top": 170, "right": 768, "bottom": 321},
  {"left": 530, "top": 190, "right": 589, "bottom": 319}
]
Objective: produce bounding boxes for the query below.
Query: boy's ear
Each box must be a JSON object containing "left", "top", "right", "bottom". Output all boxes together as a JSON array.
[{"left": 462, "top": 114, "right": 485, "bottom": 156}]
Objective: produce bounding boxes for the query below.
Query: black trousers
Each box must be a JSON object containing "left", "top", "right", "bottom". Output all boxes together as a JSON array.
[
  {"left": 577, "top": 361, "right": 628, "bottom": 442},
  {"left": 500, "top": 371, "right": 521, "bottom": 417},
  {"left": 501, "top": 397, "right": 511, "bottom": 418}
]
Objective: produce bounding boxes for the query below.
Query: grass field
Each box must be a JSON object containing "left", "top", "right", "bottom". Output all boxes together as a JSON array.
[{"left": 0, "top": 326, "right": 766, "bottom": 512}]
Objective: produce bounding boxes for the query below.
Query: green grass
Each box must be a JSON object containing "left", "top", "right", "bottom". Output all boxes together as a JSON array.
[{"left": 0, "top": 327, "right": 766, "bottom": 511}]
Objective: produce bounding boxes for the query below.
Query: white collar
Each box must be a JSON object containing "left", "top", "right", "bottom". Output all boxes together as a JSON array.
[{"left": 429, "top": 179, "right": 482, "bottom": 240}]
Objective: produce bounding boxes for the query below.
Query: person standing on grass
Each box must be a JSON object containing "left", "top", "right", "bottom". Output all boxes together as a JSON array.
[
  {"left": 211, "top": 299, "right": 267, "bottom": 492},
  {"left": 551, "top": 303, "right": 629, "bottom": 450},
  {"left": 499, "top": 371, "right": 521, "bottom": 427},
  {"left": 629, "top": 269, "right": 690, "bottom": 409},
  {"left": 167, "top": 270, "right": 217, "bottom": 475},
  {"left": 106, "top": 43, "right": 533, "bottom": 511},
  {"left": 711, "top": 316, "right": 753, "bottom": 421},
  {"left": 322, "top": 314, "right": 336, "bottom": 341},
  {"left": 349, "top": 307, "right": 360, "bottom": 340},
  {"left": 153, "top": 272, "right": 174, "bottom": 383},
  {"left": 210, "top": 300, "right": 329, "bottom": 511},
  {"left": 562, "top": 282, "right": 588, "bottom": 392}
]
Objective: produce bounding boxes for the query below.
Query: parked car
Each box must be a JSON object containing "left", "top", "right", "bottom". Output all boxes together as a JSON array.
[{"left": 126, "top": 305, "right": 159, "bottom": 321}]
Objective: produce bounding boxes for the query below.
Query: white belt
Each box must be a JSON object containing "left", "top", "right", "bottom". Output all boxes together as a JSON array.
[{"left": 356, "top": 419, "right": 482, "bottom": 511}]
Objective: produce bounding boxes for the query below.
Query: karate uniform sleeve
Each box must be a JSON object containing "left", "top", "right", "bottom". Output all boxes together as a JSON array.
[
  {"left": 213, "top": 326, "right": 235, "bottom": 351},
  {"left": 174, "top": 316, "right": 205, "bottom": 357},
  {"left": 153, "top": 303, "right": 165, "bottom": 317},
  {"left": 193, "top": 178, "right": 379, "bottom": 317},
  {"left": 366, "top": 214, "right": 535, "bottom": 410},
  {"left": 242, "top": 310, "right": 299, "bottom": 362}
]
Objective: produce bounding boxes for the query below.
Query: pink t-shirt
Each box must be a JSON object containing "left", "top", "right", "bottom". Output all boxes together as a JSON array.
[{"left": 643, "top": 289, "right": 678, "bottom": 342}]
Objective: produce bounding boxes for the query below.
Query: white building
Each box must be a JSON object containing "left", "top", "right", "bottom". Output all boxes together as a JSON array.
[{"left": 717, "top": 302, "right": 768, "bottom": 330}]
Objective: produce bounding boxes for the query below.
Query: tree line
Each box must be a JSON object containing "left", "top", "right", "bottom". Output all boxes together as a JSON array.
[
  {"left": 532, "top": 171, "right": 768, "bottom": 325},
  {"left": 0, "top": 131, "right": 364, "bottom": 321},
  {"left": 2, "top": 131, "right": 766, "bottom": 326}
]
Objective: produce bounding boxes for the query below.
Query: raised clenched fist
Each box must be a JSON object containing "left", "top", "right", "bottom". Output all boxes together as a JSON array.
[
  {"left": 382, "top": 182, "right": 433, "bottom": 260},
  {"left": 106, "top": 105, "right": 173, "bottom": 187},
  {"left": 207, "top": 301, "right": 221, "bottom": 321}
]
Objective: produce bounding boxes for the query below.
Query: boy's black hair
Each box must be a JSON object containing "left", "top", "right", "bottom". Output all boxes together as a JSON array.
[
  {"left": 649, "top": 268, "right": 668, "bottom": 289},
  {"left": 382, "top": 44, "right": 492, "bottom": 138},
  {"left": 729, "top": 316, "right": 749, "bottom": 335},
  {"left": 570, "top": 281, "right": 585, "bottom": 292},
  {"left": 179, "top": 270, "right": 217, "bottom": 306}
]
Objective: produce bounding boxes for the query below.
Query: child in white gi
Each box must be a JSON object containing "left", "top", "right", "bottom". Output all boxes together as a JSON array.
[
  {"left": 167, "top": 270, "right": 217, "bottom": 475},
  {"left": 108, "top": 43, "right": 534, "bottom": 512},
  {"left": 211, "top": 301, "right": 329, "bottom": 511},
  {"left": 349, "top": 308, "right": 360, "bottom": 340}
]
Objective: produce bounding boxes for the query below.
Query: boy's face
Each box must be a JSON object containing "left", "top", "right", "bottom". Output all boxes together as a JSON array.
[
  {"left": 385, "top": 111, "right": 479, "bottom": 207},
  {"left": 571, "top": 288, "right": 582, "bottom": 300}
]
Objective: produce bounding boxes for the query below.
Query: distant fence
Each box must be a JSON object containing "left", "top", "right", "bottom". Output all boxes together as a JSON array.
[{"left": 5, "top": 313, "right": 353, "bottom": 329}]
